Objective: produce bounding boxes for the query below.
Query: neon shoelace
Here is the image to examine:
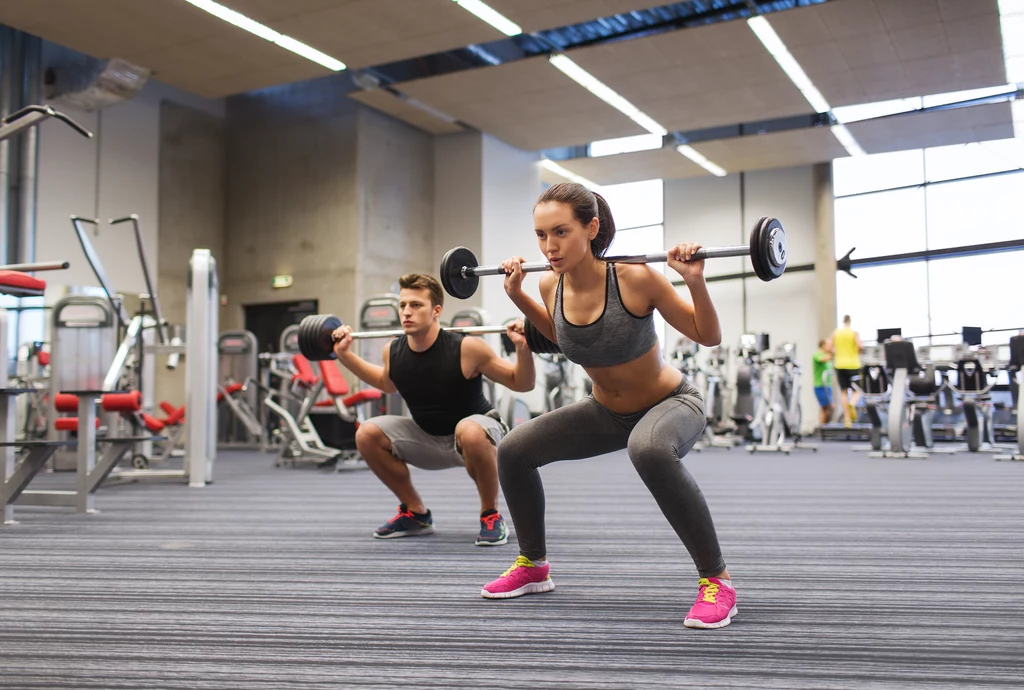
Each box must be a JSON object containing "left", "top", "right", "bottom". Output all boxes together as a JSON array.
[
  {"left": 482, "top": 513, "right": 501, "bottom": 530},
  {"left": 502, "top": 555, "right": 534, "bottom": 577},
  {"left": 698, "top": 577, "right": 719, "bottom": 604}
]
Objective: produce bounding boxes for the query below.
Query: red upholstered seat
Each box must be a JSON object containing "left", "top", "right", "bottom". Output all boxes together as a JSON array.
[
  {"left": 102, "top": 391, "right": 142, "bottom": 413},
  {"left": 0, "top": 270, "right": 45, "bottom": 293},
  {"left": 343, "top": 389, "right": 383, "bottom": 406},
  {"left": 318, "top": 361, "right": 350, "bottom": 396},
  {"left": 54, "top": 393, "right": 79, "bottom": 413},
  {"left": 140, "top": 413, "right": 166, "bottom": 433},
  {"left": 160, "top": 401, "right": 186, "bottom": 425},
  {"left": 55, "top": 417, "right": 100, "bottom": 432},
  {"left": 216, "top": 382, "right": 245, "bottom": 403},
  {"left": 292, "top": 354, "right": 319, "bottom": 386}
]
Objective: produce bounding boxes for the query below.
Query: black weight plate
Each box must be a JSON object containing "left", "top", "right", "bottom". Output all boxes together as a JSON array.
[
  {"left": 762, "top": 218, "right": 787, "bottom": 280},
  {"left": 319, "top": 315, "right": 343, "bottom": 360},
  {"left": 297, "top": 315, "right": 319, "bottom": 360},
  {"left": 439, "top": 246, "right": 480, "bottom": 300},
  {"left": 748, "top": 217, "right": 771, "bottom": 282}
]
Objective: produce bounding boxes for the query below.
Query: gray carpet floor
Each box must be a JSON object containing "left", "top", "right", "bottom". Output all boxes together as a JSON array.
[{"left": 2, "top": 444, "right": 1022, "bottom": 688}]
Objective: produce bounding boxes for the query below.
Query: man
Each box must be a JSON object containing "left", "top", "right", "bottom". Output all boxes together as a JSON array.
[
  {"left": 332, "top": 273, "right": 535, "bottom": 546},
  {"left": 826, "top": 315, "right": 863, "bottom": 428},
  {"left": 812, "top": 339, "right": 834, "bottom": 427}
]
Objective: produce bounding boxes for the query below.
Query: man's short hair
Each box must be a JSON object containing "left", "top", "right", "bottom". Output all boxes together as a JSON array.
[{"left": 398, "top": 274, "right": 444, "bottom": 308}]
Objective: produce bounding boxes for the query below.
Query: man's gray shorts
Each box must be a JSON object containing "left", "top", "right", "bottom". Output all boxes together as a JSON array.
[{"left": 366, "top": 414, "right": 507, "bottom": 470}]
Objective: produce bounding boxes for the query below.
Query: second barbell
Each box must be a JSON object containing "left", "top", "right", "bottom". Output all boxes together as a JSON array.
[{"left": 297, "top": 313, "right": 562, "bottom": 362}]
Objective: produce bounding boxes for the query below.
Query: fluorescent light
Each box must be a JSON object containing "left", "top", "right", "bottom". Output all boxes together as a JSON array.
[
  {"left": 830, "top": 125, "right": 865, "bottom": 156},
  {"left": 549, "top": 54, "right": 668, "bottom": 136},
  {"left": 184, "top": 0, "right": 346, "bottom": 71},
  {"left": 185, "top": 0, "right": 279, "bottom": 41},
  {"left": 923, "top": 83, "right": 1018, "bottom": 107},
  {"left": 748, "top": 14, "right": 865, "bottom": 157},
  {"left": 589, "top": 133, "right": 663, "bottom": 157},
  {"left": 748, "top": 16, "right": 829, "bottom": 114},
  {"left": 833, "top": 84, "right": 1019, "bottom": 124},
  {"left": 676, "top": 145, "right": 727, "bottom": 177},
  {"left": 540, "top": 159, "right": 602, "bottom": 191},
  {"left": 999, "top": 0, "right": 1024, "bottom": 135},
  {"left": 453, "top": 0, "right": 522, "bottom": 36},
  {"left": 274, "top": 36, "right": 345, "bottom": 71},
  {"left": 832, "top": 96, "right": 921, "bottom": 124}
]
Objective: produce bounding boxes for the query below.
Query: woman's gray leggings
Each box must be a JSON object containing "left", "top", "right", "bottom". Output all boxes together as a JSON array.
[{"left": 498, "top": 379, "right": 726, "bottom": 577}]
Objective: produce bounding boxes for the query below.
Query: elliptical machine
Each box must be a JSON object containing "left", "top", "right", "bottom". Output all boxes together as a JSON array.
[
  {"left": 732, "top": 334, "right": 768, "bottom": 443},
  {"left": 748, "top": 343, "right": 816, "bottom": 454}
]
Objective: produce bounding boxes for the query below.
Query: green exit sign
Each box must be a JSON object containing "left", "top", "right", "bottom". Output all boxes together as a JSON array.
[{"left": 271, "top": 275, "right": 293, "bottom": 289}]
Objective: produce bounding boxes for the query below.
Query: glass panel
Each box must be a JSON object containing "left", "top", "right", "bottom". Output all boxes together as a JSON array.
[
  {"left": 836, "top": 263, "right": 930, "bottom": 343},
  {"left": 925, "top": 173, "right": 1024, "bottom": 249},
  {"left": 924, "top": 139, "right": 1024, "bottom": 182},
  {"left": 835, "top": 187, "right": 927, "bottom": 259},
  {"left": 927, "top": 252, "right": 1024, "bottom": 335},
  {"left": 599, "top": 179, "right": 663, "bottom": 231},
  {"left": 833, "top": 149, "right": 924, "bottom": 197}
]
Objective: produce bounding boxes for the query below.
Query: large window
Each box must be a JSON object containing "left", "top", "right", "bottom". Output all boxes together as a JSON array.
[
  {"left": 833, "top": 137, "right": 1024, "bottom": 344},
  {"left": 602, "top": 179, "right": 666, "bottom": 345}
]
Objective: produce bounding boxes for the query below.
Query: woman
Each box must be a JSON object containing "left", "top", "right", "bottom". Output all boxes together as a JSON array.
[{"left": 481, "top": 182, "right": 736, "bottom": 629}]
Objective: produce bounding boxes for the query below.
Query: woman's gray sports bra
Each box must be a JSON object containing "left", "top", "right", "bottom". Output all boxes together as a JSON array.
[{"left": 552, "top": 262, "right": 660, "bottom": 368}]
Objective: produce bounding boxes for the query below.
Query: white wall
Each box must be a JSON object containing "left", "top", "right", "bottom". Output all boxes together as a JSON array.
[
  {"left": 480, "top": 134, "right": 542, "bottom": 327},
  {"left": 666, "top": 165, "right": 820, "bottom": 433},
  {"left": 36, "top": 43, "right": 224, "bottom": 297}
]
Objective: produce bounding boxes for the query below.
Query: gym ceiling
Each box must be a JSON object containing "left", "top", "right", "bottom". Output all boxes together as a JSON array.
[{"left": 0, "top": 0, "right": 1016, "bottom": 184}]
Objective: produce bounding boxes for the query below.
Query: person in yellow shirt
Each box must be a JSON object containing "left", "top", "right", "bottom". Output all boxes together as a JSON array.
[{"left": 827, "top": 315, "right": 863, "bottom": 428}]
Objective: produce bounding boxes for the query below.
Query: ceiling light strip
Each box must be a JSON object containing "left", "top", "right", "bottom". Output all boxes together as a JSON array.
[
  {"left": 747, "top": 14, "right": 862, "bottom": 156},
  {"left": 452, "top": 0, "right": 522, "bottom": 36},
  {"left": 998, "top": 0, "right": 1024, "bottom": 135},
  {"left": 184, "top": 0, "right": 345, "bottom": 71},
  {"left": 676, "top": 145, "right": 727, "bottom": 177},
  {"left": 549, "top": 54, "right": 668, "bottom": 137},
  {"left": 540, "top": 159, "right": 602, "bottom": 190}
]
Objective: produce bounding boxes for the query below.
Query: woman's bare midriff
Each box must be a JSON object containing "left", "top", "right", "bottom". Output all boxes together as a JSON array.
[{"left": 586, "top": 344, "right": 683, "bottom": 414}]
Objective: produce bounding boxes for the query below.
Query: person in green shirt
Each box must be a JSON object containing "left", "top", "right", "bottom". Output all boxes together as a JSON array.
[{"left": 812, "top": 340, "right": 834, "bottom": 427}]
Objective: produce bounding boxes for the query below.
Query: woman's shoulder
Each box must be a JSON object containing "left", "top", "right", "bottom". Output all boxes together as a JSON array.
[{"left": 612, "top": 261, "right": 664, "bottom": 291}]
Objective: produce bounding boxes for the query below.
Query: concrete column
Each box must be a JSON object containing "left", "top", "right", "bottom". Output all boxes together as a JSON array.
[{"left": 813, "top": 162, "right": 836, "bottom": 338}]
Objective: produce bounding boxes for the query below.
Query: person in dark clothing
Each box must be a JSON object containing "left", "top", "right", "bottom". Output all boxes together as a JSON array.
[{"left": 332, "top": 273, "right": 535, "bottom": 546}]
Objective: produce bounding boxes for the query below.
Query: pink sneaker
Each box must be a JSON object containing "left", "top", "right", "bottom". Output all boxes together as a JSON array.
[
  {"left": 684, "top": 577, "right": 737, "bottom": 629},
  {"left": 481, "top": 555, "right": 555, "bottom": 599}
]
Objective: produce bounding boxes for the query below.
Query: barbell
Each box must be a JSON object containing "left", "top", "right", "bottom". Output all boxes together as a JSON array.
[
  {"left": 297, "top": 313, "right": 562, "bottom": 361},
  {"left": 439, "top": 216, "right": 787, "bottom": 300}
]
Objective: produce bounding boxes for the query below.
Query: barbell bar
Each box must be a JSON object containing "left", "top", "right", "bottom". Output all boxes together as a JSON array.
[
  {"left": 297, "top": 313, "right": 561, "bottom": 362},
  {"left": 440, "top": 216, "right": 787, "bottom": 299}
]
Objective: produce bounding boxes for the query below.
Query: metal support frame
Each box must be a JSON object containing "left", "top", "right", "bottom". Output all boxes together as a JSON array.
[
  {"left": 185, "top": 250, "right": 218, "bottom": 486},
  {"left": 262, "top": 380, "right": 338, "bottom": 466}
]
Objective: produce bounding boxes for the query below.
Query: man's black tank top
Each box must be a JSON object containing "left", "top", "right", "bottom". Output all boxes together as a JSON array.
[{"left": 388, "top": 329, "right": 493, "bottom": 436}]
